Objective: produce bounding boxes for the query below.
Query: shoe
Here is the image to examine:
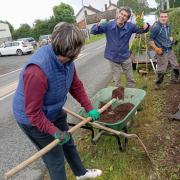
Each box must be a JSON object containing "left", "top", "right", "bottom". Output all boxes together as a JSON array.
[
  {"left": 76, "top": 169, "right": 102, "bottom": 180},
  {"left": 154, "top": 83, "right": 160, "bottom": 90},
  {"left": 170, "top": 79, "right": 180, "bottom": 84}
]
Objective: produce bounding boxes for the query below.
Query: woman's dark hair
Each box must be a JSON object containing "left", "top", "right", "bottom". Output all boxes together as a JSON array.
[{"left": 51, "top": 22, "right": 85, "bottom": 59}]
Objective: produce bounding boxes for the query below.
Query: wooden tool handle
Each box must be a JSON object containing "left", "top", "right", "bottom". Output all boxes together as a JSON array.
[{"left": 4, "top": 99, "right": 115, "bottom": 179}]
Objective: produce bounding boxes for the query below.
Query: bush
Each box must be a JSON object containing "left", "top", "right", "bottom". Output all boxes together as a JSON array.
[{"left": 169, "top": 7, "right": 180, "bottom": 61}]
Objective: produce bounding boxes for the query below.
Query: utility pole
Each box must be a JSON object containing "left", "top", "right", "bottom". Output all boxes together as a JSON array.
[
  {"left": 161, "top": 0, "right": 164, "bottom": 10},
  {"left": 81, "top": 0, "right": 90, "bottom": 40},
  {"left": 166, "top": 0, "right": 170, "bottom": 9}
]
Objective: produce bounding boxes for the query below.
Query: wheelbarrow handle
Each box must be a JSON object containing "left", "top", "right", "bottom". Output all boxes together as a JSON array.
[{"left": 4, "top": 99, "right": 115, "bottom": 179}]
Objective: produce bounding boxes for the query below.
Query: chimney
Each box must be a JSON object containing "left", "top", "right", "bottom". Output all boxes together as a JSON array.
[
  {"left": 109, "top": 0, "right": 111, "bottom": 5},
  {"left": 105, "top": 4, "right": 108, "bottom": 11}
]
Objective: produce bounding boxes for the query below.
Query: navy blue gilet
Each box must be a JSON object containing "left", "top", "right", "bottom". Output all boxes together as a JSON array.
[{"left": 13, "top": 45, "right": 74, "bottom": 125}]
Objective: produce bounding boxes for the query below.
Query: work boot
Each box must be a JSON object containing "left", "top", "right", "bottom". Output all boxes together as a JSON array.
[
  {"left": 171, "top": 69, "right": 180, "bottom": 84},
  {"left": 154, "top": 83, "right": 161, "bottom": 90},
  {"left": 76, "top": 169, "right": 102, "bottom": 180},
  {"left": 155, "top": 73, "right": 164, "bottom": 84},
  {"left": 154, "top": 73, "right": 164, "bottom": 90}
]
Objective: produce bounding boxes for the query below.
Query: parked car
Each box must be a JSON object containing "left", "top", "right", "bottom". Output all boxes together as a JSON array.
[
  {"left": 38, "top": 34, "right": 51, "bottom": 47},
  {"left": 17, "top": 37, "right": 37, "bottom": 48},
  {"left": 0, "top": 41, "right": 34, "bottom": 56}
]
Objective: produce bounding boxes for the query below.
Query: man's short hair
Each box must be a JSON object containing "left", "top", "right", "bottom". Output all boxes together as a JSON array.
[
  {"left": 51, "top": 22, "right": 85, "bottom": 59},
  {"left": 159, "top": 10, "right": 168, "bottom": 16},
  {"left": 117, "top": 7, "right": 132, "bottom": 19}
]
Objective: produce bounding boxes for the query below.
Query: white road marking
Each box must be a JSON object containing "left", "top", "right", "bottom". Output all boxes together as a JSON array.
[
  {"left": 0, "top": 46, "right": 99, "bottom": 101},
  {"left": 95, "top": 44, "right": 105, "bottom": 50},
  {"left": 0, "top": 81, "right": 18, "bottom": 101},
  {"left": 0, "top": 90, "right": 16, "bottom": 101},
  {"left": 0, "top": 68, "right": 21, "bottom": 78}
]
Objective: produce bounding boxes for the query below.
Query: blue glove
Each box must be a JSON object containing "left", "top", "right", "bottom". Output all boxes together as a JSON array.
[
  {"left": 54, "top": 131, "right": 71, "bottom": 145},
  {"left": 87, "top": 109, "right": 100, "bottom": 121}
]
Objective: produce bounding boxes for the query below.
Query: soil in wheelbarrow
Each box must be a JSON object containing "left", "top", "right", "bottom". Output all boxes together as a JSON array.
[
  {"left": 99, "top": 102, "right": 134, "bottom": 124},
  {"left": 112, "top": 86, "right": 124, "bottom": 100}
]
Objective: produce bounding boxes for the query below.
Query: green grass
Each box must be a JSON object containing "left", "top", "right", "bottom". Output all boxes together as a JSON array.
[{"left": 85, "top": 34, "right": 105, "bottom": 45}]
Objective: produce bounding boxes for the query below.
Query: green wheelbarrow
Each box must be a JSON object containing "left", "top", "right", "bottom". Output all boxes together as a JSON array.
[
  {"left": 77, "top": 86, "right": 146, "bottom": 151},
  {"left": 65, "top": 86, "right": 152, "bottom": 161}
]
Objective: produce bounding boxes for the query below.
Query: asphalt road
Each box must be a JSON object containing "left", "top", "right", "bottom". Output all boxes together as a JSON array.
[{"left": 0, "top": 39, "right": 112, "bottom": 180}]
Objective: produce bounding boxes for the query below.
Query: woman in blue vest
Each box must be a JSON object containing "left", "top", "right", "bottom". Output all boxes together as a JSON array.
[{"left": 13, "top": 22, "right": 102, "bottom": 180}]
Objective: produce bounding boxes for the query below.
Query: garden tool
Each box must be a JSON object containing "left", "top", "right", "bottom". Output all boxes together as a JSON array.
[
  {"left": 168, "top": 103, "right": 180, "bottom": 121},
  {"left": 4, "top": 99, "right": 114, "bottom": 179},
  {"left": 63, "top": 107, "right": 153, "bottom": 163}
]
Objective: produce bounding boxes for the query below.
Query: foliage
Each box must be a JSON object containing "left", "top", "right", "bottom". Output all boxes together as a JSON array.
[
  {"left": 169, "top": 0, "right": 180, "bottom": 8},
  {"left": 32, "top": 18, "right": 54, "bottom": 40},
  {"left": 130, "top": 37, "right": 145, "bottom": 54},
  {"left": 155, "top": 0, "right": 180, "bottom": 9},
  {"left": 117, "top": 0, "right": 155, "bottom": 14},
  {"left": 130, "top": 15, "right": 146, "bottom": 55},
  {"left": 53, "top": 3, "right": 75, "bottom": 24},
  {"left": 12, "top": 24, "right": 32, "bottom": 40},
  {"left": 169, "top": 7, "right": 180, "bottom": 61},
  {"left": 136, "top": 14, "right": 144, "bottom": 28}
]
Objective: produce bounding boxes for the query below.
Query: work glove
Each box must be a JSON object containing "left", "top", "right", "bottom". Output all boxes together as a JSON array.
[
  {"left": 155, "top": 47, "right": 163, "bottom": 55},
  {"left": 173, "top": 40, "right": 178, "bottom": 46},
  {"left": 87, "top": 109, "right": 100, "bottom": 121},
  {"left": 99, "top": 19, "right": 108, "bottom": 27},
  {"left": 54, "top": 130, "right": 71, "bottom": 145}
]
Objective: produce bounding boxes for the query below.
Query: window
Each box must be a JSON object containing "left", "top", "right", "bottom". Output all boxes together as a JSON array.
[
  {"left": 4, "top": 42, "right": 12, "bottom": 47},
  {"left": 12, "top": 42, "right": 19, "bottom": 46}
]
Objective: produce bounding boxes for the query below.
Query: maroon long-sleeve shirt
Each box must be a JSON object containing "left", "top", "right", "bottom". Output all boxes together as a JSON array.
[{"left": 24, "top": 64, "right": 93, "bottom": 136}]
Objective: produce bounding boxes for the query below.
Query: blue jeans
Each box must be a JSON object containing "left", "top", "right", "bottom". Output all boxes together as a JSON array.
[{"left": 18, "top": 110, "right": 87, "bottom": 180}]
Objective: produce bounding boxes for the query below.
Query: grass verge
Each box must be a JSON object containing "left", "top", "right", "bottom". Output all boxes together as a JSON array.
[{"left": 85, "top": 34, "right": 105, "bottom": 45}]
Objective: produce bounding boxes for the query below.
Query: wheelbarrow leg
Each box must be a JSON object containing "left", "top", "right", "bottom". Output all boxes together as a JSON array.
[
  {"left": 115, "top": 136, "right": 123, "bottom": 151},
  {"left": 68, "top": 122, "right": 95, "bottom": 139},
  {"left": 91, "top": 130, "right": 104, "bottom": 145},
  {"left": 123, "top": 126, "right": 128, "bottom": 150}
]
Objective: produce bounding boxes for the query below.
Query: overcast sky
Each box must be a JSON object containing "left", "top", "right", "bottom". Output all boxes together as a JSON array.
[{"left": 0, "top": 0, "right": 157, "bottom": 29}]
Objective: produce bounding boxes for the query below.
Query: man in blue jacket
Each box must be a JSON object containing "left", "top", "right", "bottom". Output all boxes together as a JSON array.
[
  {"left": 91, "top": 7, "right": 150, "bottom": 88},
  {"left": 149, "top": 10, "right": 180, "bottom": 89}
]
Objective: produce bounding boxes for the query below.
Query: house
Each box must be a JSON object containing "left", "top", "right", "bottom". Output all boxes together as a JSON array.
[
  {"left": 76, "top": 5, "right": 102, "bottom": 25},
  {"left": 106, "top": 0, "right": 118, "bottom": 11},
  {"left": 0, "top": 22, "right": 12, "bottom": 44},
  {"left": 76, "top": 1, "right": 118, "bottom": 29}
]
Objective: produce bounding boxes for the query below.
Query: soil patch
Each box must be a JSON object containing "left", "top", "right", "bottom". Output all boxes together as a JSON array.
[
  {"left": 112, "top": 86, "right": 124, "bottom": 100},
  {"left": 99, "top": 103, "right": 134, "bottom": 124}
]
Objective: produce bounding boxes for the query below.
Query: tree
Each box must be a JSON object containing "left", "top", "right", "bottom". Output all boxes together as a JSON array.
[
  {"left": 117, "top": 0, "right": 150, "bottom": 14},
  {"left": 53, "top": 3, "right": 75, "bottom": 24},
  {"left": 32, "top": 19, "right": 51, "bottom": 40},
  {"left": 155, "top": 0, "right": 180, "bottom": 10},
  {"left": 12, "top": 24, "right": 32, "bottom": 39},
  {"left": 169, "top": 0, "right": 180, "bottom": 8}
]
